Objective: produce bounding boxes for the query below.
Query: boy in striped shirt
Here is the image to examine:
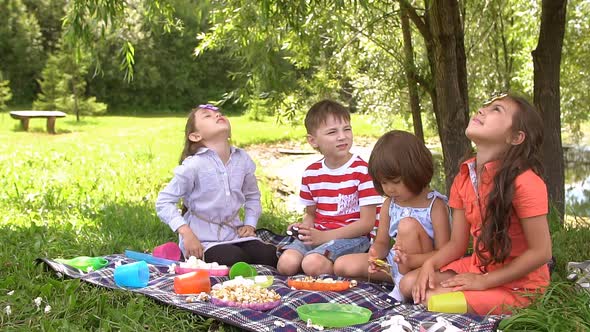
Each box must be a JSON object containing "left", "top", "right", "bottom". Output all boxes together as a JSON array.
[{"left": 277, "top": 100, "right": 382, "bottom": 276}]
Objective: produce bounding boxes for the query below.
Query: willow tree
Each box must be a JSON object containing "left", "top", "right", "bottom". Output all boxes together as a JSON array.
[
  {"left": 63, "top": 0, "right": 570, "bottom": 210},
  {"left": 399, "top": 0, "right": 471, "bottom": 190},
  {"left": 533, "top": 0, "right": 568, "bottom": 219}
]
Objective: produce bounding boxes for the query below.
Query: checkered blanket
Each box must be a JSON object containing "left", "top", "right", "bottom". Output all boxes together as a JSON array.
[{"left": 37, "top": 229, "right": 502, "bottom": 332}]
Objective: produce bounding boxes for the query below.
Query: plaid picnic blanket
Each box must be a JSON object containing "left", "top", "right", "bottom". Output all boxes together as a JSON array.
[{"left": 38, "top": 229, "right": 502, "bottom": 332}]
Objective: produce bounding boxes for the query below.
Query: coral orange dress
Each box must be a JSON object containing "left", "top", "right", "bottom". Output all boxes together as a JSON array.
[{"left": 442, "top": 158, "right": 550, "bottom": 315}]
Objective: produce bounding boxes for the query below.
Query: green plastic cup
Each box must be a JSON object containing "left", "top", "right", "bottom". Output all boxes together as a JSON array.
[{"left": 229, "top": 262, "right": 258, "bottom": 279}]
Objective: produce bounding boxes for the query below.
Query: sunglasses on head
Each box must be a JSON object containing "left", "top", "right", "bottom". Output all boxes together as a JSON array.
[
  {"left": 197, "top": 104, "right": 219, "bottom": 112},
  {"left": 482, "top": 91, "right": 508, "bottom": 106}
]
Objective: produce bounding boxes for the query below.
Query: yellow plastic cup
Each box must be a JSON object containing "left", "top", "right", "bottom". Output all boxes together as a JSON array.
[{"left": 427, "top": 291, "right": 467, "bottom": 314}]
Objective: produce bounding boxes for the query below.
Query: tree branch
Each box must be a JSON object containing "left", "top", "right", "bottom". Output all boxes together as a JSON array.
[{"left": 397, "top": 0, "right": 430, "bottom": 40}]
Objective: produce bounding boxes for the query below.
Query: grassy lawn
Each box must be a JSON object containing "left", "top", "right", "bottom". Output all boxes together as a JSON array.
[{"left": 0, "top": 113, "right": 588, "bottom": 331}]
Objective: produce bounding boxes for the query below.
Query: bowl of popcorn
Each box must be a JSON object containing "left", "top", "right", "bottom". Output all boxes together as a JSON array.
[
  {"left": 210, "top": 283, "right": 281, "bottom": 310},
  {"left": 175, "top": 256, "right": 229, "bottom": 276}
]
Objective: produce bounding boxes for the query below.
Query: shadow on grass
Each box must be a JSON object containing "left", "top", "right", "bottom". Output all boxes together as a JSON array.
[{"left": 9, "top": 124, "right": 73, "bottom": 135}]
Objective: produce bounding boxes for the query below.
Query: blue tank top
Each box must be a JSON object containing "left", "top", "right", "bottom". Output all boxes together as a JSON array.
[{"left": 388, "top": 190, "right": 448, "bottom": 240}]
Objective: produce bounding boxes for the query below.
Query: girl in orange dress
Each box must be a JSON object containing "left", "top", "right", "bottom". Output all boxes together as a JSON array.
[{"left": 404, "top": 93, "right": 553, "bottom": 315}]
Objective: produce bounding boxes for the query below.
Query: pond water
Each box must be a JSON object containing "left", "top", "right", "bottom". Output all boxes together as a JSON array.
[{"left": 563, "top": 146, "right": 590, "bottom": 217}]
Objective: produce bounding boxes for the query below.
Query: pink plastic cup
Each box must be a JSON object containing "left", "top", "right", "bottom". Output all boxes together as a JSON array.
[{"left": 153, "top": 242, "right": 181, "bottom": 261}]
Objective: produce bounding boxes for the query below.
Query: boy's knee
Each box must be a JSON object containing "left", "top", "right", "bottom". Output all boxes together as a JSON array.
[
  {"left": 333, "top": 257, "right": 347, "bottom": 276},
  {"left": 302, "top": 254, "right": 332, "bottom": 276},
  {"left": 277, "top": 250, "right": 302, "bottom": 276}
]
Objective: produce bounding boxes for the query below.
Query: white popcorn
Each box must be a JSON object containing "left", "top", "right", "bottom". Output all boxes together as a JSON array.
[
  {"left": 6, "top": 290, "right": 14, "bottom": 296},
  {"left": 44, "top": 305, "right": 51, "bottom": 313},
  {"left": 34, "top": 297, "right": 42, "bottom": 308},
  {"left": 179, "top": 256, "right": 227, "bottom": 270},
  {"left": 210, "top": 284, "right": 280, "bottom": 304},
  {"left": 5, "top": 305, "right": 11, "bottom": 316}
]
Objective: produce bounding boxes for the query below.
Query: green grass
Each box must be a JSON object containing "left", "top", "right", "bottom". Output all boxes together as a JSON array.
[{"left": 0, "top": 112, "right": 588, "bottom": 331}]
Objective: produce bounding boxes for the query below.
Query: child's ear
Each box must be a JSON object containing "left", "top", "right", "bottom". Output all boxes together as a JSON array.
[
  {"left": 510, "top": 130, "right": 526, "bottom": 145},
  {"left": 307, "top": 134, "right": 318, "bottom": 149},
  {"left": 188, "top": 132, "right": 202, "bottom": 143}
]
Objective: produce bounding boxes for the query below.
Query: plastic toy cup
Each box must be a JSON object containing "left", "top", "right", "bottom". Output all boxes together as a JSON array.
[
  {"left": 229, "top": 262, "right": 258, "bottom": 279},
  {"left": 174, "top": 270, "right": 211, "bottom": 294},
  {"left": 427, "top": 291, "right": 467, "bottom": 314},
  {"left": 153, "top": 242, "right": 181, "bottom": 261},
  {"left": 114, "top": 261, "right": 150, "bottom": 288}
]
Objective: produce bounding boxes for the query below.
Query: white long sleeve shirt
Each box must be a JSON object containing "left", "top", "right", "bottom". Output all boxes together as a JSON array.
[{"left": 156, "top": 146, "right": 261, "bottom": 253}]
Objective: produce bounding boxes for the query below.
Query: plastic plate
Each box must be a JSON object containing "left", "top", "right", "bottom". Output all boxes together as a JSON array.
[
  {"left": 175, "top": 266, "right": 229, "bottom": 276},
  {"left": 287, "top": 278, "right": 350, "bottom": 291},
  {"left": 296, "top": 303, "right": 372, "bottom": 327}
]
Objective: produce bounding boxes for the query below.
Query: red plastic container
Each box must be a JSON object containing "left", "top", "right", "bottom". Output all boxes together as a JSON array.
[{"left": 173, "top": 270, "right": 211, "bottom": 294}]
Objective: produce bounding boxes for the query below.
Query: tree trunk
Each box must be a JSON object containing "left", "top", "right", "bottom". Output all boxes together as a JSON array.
[
  {"left": 426, "top": 0, "right": 471, "bottom": 192},
  {"left": 532, "top": 0, "right": 568, "bottom": 221},
  {"left": 400, "top": 5, "right": 424, "bottom": 142}
]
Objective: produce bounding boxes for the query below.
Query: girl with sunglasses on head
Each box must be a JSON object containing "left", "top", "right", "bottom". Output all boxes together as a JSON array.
[
  {"left": 156, "top": 104, "right": 278, "bottom": 267},
  {"left": 407, "top": 93, "right": 552, "bottom": 315}
]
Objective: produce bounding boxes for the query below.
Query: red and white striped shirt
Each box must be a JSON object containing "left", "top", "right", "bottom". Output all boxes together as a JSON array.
[{"left": 299, "top": 154, "right": 382, "bottom": 233}]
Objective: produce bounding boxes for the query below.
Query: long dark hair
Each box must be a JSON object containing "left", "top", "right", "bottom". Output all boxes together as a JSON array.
[{"left": 475, "top": 95, "right": 544, "bottom": 268}]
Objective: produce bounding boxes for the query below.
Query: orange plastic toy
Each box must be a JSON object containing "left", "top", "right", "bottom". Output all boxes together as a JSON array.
[{"left": 287, "top": 277, "right": 350, "bottom": 291}]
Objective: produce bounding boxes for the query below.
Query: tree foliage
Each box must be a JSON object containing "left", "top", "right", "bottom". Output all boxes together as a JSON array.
[
  {"left": 0, "top": 0, "right": 583, "bottom": 217},
  {"left": 33, "top": 43, "right": 107, "bottom": 120},
  {"left": 0, "top": 0, "right": 44, "bottom": 103},
  {"left": 0, "top": 73, "right": 12, "bottom": 113}
]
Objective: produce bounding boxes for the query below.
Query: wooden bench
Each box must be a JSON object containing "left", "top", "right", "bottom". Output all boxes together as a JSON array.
[{"left": 9, "top": 110, "right": 67, "bottom": 134}]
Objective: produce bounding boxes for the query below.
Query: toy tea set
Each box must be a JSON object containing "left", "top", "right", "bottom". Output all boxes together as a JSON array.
[{"left": 54, "top": 240, "right": 467, "bottom": 330}]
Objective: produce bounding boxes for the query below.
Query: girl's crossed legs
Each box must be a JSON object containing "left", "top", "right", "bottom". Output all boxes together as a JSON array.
[{"left": 334, "top": 217, "right": 433, "bottom": 281}]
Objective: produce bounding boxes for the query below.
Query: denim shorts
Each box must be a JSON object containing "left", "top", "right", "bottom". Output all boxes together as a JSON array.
[{"left": 281, "top": 236, "right": 370, "bottom": 262}]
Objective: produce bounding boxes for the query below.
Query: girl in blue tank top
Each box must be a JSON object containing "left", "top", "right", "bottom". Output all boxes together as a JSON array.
[{"left": 333, "top": 130, "right": 451, "bottom": 302}]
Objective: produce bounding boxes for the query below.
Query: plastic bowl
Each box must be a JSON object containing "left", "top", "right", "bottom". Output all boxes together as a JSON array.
[
  {"left": 175, "top": 266, "right": 229, "bottom": 276},
  {"left": 229, "top": 262, "right": 257, "bottom": 279},
  {"left": 245, "top": 275, "right": 274, "bottom": 288},
  {"left": 296, "top": 303, "right": 372, "bottom": 327}
]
